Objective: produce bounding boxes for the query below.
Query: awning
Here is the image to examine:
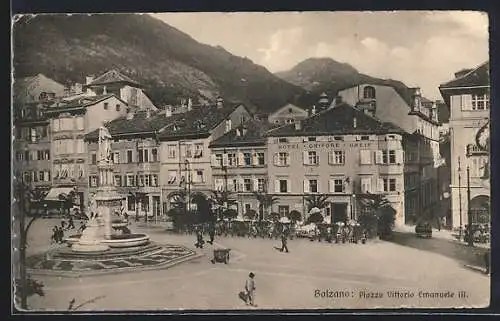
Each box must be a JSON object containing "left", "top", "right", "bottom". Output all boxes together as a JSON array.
[{"left": 44, "top": 187, "right": 75, "bottom": 201}]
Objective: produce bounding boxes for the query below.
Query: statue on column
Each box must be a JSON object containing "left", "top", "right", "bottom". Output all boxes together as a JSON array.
[
  {"left": 88, "top": 192, "right": 98, "bottom": 220},
  {"left": 98, "top": 126, "right": 113, "bottom": 163}
]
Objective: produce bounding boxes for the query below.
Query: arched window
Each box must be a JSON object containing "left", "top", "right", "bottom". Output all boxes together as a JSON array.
[{"left": 363, "top": 86, "right": 376, "bottom": 99}]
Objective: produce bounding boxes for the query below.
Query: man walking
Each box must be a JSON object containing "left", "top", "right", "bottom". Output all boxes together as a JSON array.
[
  {"left": 245, "top": 272, "right": 256, "bottom": 306},
  {"left": 280, "top": 228, "right": 289, "bottom": 253},
  {"left": 208, "top": 223, "right": 215, "bottom": 245}
]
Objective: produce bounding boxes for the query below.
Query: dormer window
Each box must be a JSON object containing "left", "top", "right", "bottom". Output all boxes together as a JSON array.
[{"left": 363, "top": 86, "right": 376, "bottom": 99}]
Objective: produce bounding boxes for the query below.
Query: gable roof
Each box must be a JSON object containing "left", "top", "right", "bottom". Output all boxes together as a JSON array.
[
  {"left": 439, "top": 61, "right": 489, "bottom": 89},
  {"left": 158, "top": 103, "right": 249, "bottom": 140},
  {"left": 209, "top": 119, "right": 280, "bottom": 148},
  {"left": 336, "top": 82, "right": 415, "bottom": 108},
  {"left": 266, "top": 103, "right": 405, "bottom": 137},
  {"left": 270, "top": 103, "right": 308, "bottom": 116},
  {"left": 44, "top": 94, "right": 126, "bottom": 113},
  {"left": 88, "top": 69, "right": 141, "bottom": 87}
]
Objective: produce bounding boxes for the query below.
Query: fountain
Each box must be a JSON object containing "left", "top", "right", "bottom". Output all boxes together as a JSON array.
[{"left": 26, "top": 127, "right": 199, "bottom": 277}]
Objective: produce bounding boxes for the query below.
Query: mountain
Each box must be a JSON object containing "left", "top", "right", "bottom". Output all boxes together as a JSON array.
[
  {"left": 13, "top": 14, "right": 316, "bottom": 113},
  {"left": 276, "top": 57, "right": 415, "bottom": 105}
]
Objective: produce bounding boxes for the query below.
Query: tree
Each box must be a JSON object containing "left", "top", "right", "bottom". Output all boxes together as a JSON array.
[
  {"left": 253, "top": 192, "right": 279, "bottom": 221},
  {"left": 305, "top": 194, "right": 329, "bottom": 212},
  {"left": 357, "top": 193, "right": 395, "bottom": 239},
  {"left": 13, "top": 176, "right": 48, "bottom": 310},
  {"left": 58, "top": 188, "right": 79, "bottom": 217},
  {"left": 191, "top": 193, "right": 214, "bottom": 223},
  {"left": 244, "top": 209, "right": 257, "bottom": 220},
  {"left": 266, "top": 212, "right": 280, "bottom": 222},
  {"left": 209, "top": 190, "right": 237, "bottom": 220},
  {"left": 287, "top": 210, "right": 302, "bottom": 223},
  {"left": 306, "top": 212, "right": 324, "bottom": 224}
]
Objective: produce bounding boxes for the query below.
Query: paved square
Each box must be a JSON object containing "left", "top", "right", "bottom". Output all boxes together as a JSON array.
[{"left": 21, "top": 220, "right": 490, "bottom": 310}]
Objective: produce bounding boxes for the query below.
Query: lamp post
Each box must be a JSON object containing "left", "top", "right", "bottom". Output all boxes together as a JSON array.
[
  {"left": 458, "top": 156, "right": 463, "bottom": 240},
  {"left": 466, "top": 166, "right": 474, "bottom": 247}
]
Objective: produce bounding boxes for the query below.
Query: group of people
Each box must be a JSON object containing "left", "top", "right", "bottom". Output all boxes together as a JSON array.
[{"left": 50, "top": 211, "right": 88, "bottom": 245}]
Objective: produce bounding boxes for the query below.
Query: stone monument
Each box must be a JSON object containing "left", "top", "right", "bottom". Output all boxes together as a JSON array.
[{"left": 71, "top": 126, "right": 123, "bottom": 253}]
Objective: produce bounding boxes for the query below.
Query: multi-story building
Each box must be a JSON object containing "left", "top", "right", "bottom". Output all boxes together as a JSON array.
[
  {"left": 44, "top": 94, "right": 129, "bottom": 206},
  {"left": 266, "top": 102, "right": 407, "bottom": 226},
  {"left": 158, "top": 101, "right": 251, "bottom": 213},
  {"left": 13, "top": 73, "right": 66, "bottom": 104},
  {"left": 13, "top": 102, "right": 52, "bottom": 194},
  {"left": 209, "top": 119, "right": 277, "bottom": 217},
  {"left": 84, "top": 99, "right": 251, "bottom": 217},
  {"left": 268, "top": 103, "right": 309, "bottom": 125},
  {"left": 439, "top": 61, "right": 490, "bottom": 228},
  {"left": 84, "top": 69, "right": 158, "bottom": 110},
  {"left": 337, "top": 83, "right": 442, "bottom": 224}
]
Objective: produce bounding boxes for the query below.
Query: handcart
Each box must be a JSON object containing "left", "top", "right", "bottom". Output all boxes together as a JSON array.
[{"left": 211, "top": 248, "right": 231, "bottom": 264}]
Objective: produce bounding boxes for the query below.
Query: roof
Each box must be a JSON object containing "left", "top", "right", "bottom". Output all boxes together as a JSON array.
[
  {"left": 158, "top": 103, "right": 248, "bottom": 140},
  {"left": 88, "top": 69, "right": 141, "bottom": 87},
  {"left": 209, "top": 119, "right": 280, "bottom": 148},
  {"left": 440, "top": 61, "right": 489, "bottom": 89},
  {"left": 266, "top": 103, "right": 406, "bottom": 137},
  {"left": 85, "top": 103, "right": 249, "bottom": 141},
  {"left": 44, "top": 94, "right": 126, "bottom": 113}
]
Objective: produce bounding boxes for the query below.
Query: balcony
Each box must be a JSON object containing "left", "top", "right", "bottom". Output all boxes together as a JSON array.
[{"left": 466, "top": 144, "right": 488, "bottom": 157}]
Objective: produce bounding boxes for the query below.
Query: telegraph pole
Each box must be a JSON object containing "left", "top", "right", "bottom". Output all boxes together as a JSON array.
[
  {"left": 466, "top": 166, "right": 474, "bottom": 247},
  {"left": 458, "top": 157, "right": 463, "bottom": 240}
]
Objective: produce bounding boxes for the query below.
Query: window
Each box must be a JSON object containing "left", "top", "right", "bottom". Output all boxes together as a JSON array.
[
  {"left": 278, "top": 138, "right": 289, "bottom": 143},
  {"left": 143, "top": 149, "right": 149, "bottom": 163},
  {"left": 40, "top": 126, "right": 48, "bottom": 138},
  {"left": 361, "top": 135, "right": 369, "bottom": 141},
  {"left": 30, "top": 128, "right": 37, "bottom": 143},
  {"left": 382, "top": 178, "right": 397, "bottom": 192},
  {"left": 116, "top": 104, "right": 121, "bottom": 111},
  {"left": 138, "top": 175, "right": 145, "bottom": 187},
  {"left": 195, "top": 170, "right": 204, "bottom": 183},
  {"left": 151, "top": 148, "right": 158, "bottom": 162},
  {"left": 167, "top": 171, "right": 177, "bottom": 185},
  {"left": 38, "top": 171, "right": 44, "bottom": 181},
  {"left": 127, "top": 150, "right": 133, "bottom": 163},
  {"left": 24, "top": 171, "right": 31, "bottom": 183},
  {"left": 194, "top": 144, "right": 203, "bottom": 158},
  {"left": 278, "top": 205, "right": 290, "bottom": 217},
  {"left": 91, "top": 153, "right": 97, "bottom": 164},
  {"left": 363, "top": 86, "right": 376, "bottom": 99},
  {"left": 244, "top": 203, "right": 252, "bottom": 213},
  {"left": 381, "top": 150, "right": 397, "bottom": 164},
  {"left": 113, "top": 152, "right": 120, "bottom": 164},
  {"left": 278, "top": 152, "right": 289, "bottom": 166},
  {"left": 126, "top": 174, "right": 135, "bottom": 187},
  {"left": 151, "top": 174, "right": 158, "bottom": 187},
  {"left": 89, "top": 176, "right": 98, "bottom": 187},
  {"left": 76, "top": 117, "right": 84, "bottom": 130},
  {"left": 389, "top": 150, "right": 396, "bottom": 164},
  {"left": 227, "top": 153, "right": 237, "bottom": 166},
  {"left": 138, "top": 149, "right": 144, "bottom": 163},
  {"left": 307, "top": 137, "right": 316, "bottom": 142},
  {"left": 361, "top": 177, "right": 372, "bottom": 193},
  {"left": 360, "top": 150, "right": 371, "bottom": 165},
  {"left": 215, "top": 154, "right": 223, "bottom": 167},
  {"left": 472, "top": 94, "right": 489, "bottom": 110},
  {"left": 279, "top": 180, "right": 288, "bottom": 193},
  {"left": 329, "top": 150, "right": 345, "bottom": 165},
  {"left": 114, "top": 175, "right": 122, "bottom": 187},
  {"left": 37, "top": 150, "right": 42, "bottom": 160},
  {"left": 307, "top": 151, "right": 319, "bottom": 165},
  {"left": 243, "top": 153, "right": 252, "bottom": 166},
  {"left": 257, "top": 152, "right": 265, "bottom": 165},
  {"left": 185, "top": 144, "right": 193, "bottom": 158},
  {"left": 309, "top": 179, "right": 318, "bottom": 193},
  {"left": 258, "top": 178, "right": 266, "bottom": 192},
  {"left": 144, "top": 174, "right": 151, "bottom": 187},
  {"left": 333, "top": 179, "right": 344, "bottom": 193},
  {"left": 168, "top": 145, "right": 176, "bottom": 158},
  {"left": 127, "top": 196, "right": 136, "bottom": 211},
  {"left": 244, "top": 178, "right": 252, "bottom": 192},
  {"left": 104, "top": 102, "right": 109, "bottom": 110},
  {"left": 24, "top": 151, "right": 29, "bottom": 162}
]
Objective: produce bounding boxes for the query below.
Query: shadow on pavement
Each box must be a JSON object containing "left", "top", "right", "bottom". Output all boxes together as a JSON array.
[{"left": 390, "top": 232, "right": 488, "bottom": 269}]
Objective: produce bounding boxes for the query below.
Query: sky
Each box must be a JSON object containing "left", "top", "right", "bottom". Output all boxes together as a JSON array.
[{"left": 152, "top": 11, "right": 489, "bottom": 100}]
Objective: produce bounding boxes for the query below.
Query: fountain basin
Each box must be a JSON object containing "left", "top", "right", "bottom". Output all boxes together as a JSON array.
[{"left": 65, "top": 233, "right": 150, "bottom": 248}]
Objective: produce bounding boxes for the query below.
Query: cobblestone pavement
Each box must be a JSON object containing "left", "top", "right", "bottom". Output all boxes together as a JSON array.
[{"left": 21, "top": 220, "right": 490, "bottom": 311}]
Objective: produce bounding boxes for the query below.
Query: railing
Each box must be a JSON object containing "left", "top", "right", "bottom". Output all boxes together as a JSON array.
[{"left": 466, "top": 144, "right": 488, "bottom": 157}]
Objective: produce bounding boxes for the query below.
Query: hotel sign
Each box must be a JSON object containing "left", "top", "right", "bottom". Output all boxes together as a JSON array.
[{"left": 278, "top": 142, "right": 372, "bottom": 150}]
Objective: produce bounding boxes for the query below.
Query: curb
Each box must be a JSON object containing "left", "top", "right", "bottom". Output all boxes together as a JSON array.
[{"left": 27, "top": 247, "right": 204, "bottom": 278}]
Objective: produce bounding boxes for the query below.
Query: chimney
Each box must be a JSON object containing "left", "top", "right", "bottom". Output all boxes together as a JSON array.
[
  {"left": 353, "top": 117, "right": 357, "bottom": 128},
  {"left": 410, "top": 87, "right": 422, "bottom": 112},
  {"left": 216, "top": 96, "right": 224, "bottom": 109},
  {"left": 126, "top": 108, "right": 134, "bottom": 120},
  {"left": 103, "top": 86, "right": 107, "bottom": 95},
  {"left": 165, "top": 105, "right": 172, "bottom": 117},
  {"left": 85, "top": 75, "right": 94, "bottom": 85},
  {"left": 295, "top": 120, "right": 302, "bottom": 131}
]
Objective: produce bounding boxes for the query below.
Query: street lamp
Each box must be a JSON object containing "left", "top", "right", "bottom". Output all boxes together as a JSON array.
[
  {"left": 466, "top": 166, "right": 474, "bottom": 247},
  {"left": 458, "top": 156, "right": 463, "bottom": 240}
]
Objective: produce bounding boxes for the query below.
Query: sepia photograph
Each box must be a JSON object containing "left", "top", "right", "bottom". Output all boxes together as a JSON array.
[{"left": 11, "top": 11, "right": 490, "bottom": 311}]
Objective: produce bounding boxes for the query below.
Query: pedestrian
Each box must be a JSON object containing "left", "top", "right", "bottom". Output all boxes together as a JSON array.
[
  {"left": 51, "top": 226, "right": 58, "bottom": 244},
  {"left": 245, "top": 272, "right": 256, "bottom": 306},
  {"left": 78, "top": 220, "right": 86, "bottom": 233},
  {"left": 59, "top": 226, "right": 65, "bottom": 243},
  {"left": 208, "top": 223, "right": 215, "bottom": 245},
  {"left": 280, "top": 229, "right": 289, "bottom": 253},
  {"left": 484, "top": 249, "right": 490, "bottom": 275},
  {"left": 195, "top": 226, "right": 204, "bottom": 248},
  {"left": 68, "top": 214, "right": 75, "bottom": 230}
]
